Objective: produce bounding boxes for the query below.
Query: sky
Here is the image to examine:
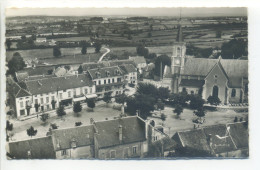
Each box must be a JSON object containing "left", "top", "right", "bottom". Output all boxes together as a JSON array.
[{"left": 6, "top": 7, "right": 247, "bottom": 17}]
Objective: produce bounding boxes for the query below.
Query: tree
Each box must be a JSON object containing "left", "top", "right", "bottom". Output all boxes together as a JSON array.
[
  {"left": 81, "top": 40, "right": 88, "bottom": 54},
  {"left": 158, "top": 87, "right": 170, "bottom": 101},
  {"left": 221, "top": 39, "right": 247, "bottom": 59},
  {"left": 53, "top": 46, "right": 61, "bottom": 58},
  {"left": 94, "top": 42, "right": 102, "bottom": 53},
  {"left": 194, "top": 108, "right": 206, "bottom": 124},
  {"left": 207, "top": 95, "right": 221, "bottom": 106},
  {"left": 6, "top": 39, "right": 12, "bottom": 50},
  {"left": 73, "top": 102, "right": 82, "bottom": 113},
  {"left": 174, "top": 104, "right": 183, "bottom": 117},
  {"left": 147, "top": 53, "right": 157, "bottom": 60},
  {"left": 56, "top": 105, "right": 66, "bottom": 119},
  {"left": 154, "top": 54, "right": 171, "bottom": 77},
  {"left": 115, "top": 93, "right": 128, "bottom": 115},
  {"left": 40, "top": 113, "right": 49, "bottom": 124},
  {"left": 50, "top": 123, "right": 58, "bottom": 130},
  {"left": 7, "top": 52, "right": 26, "bottom": 76},
  {"left": 103, "top": 92, "right": 112, "bottom": 107},
  {"left": 6, "top": 120, "right": 13, "bottom": 131},
  {"left": 127, "top": 34, "right": 133, "bottom": 40},
  {"left": 169, "top": 92, "right": 188, "bottom": 107},
  {"left": 136, "top": 44, "right": 149, "bottom": 58},
  {"left": 78, "top": 65, "right": 83, "bottom": 74},
  {"left": 234, "top": 117, "right": 238, "bottom": 122},
  {"left": 136, "top": 83, "right": 158, "bottom": 99},
  {"left": 87, "top": 99, "right": 95, "bottom": 111},
  {"left": 161, "top": 113, "right": 166, "bottom": 126},
  {"left": 27, "top": 126, "right": 37, "bottom": 138},
  {"left": 189, "top": 95, "right": 205, "bottom": 110},
  {"left": 156, "top": 99, "right": 165, "bottom": 111},
  {"left": 75, "top": 122, "right": 82, "bottom": 126}
]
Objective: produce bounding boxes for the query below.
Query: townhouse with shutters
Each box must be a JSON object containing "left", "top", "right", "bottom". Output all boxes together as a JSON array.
[
  {"left": 6, "top": 64, "right": 137, "bottom": 118},
  {"left": 7, "top": 116, "right": 173, "bottom": 159}
]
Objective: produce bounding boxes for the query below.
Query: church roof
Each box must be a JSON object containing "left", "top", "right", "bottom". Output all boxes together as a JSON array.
[
  {"left": 181, "top": 58, "right": 248, "bottom": 79},
  {"left": 176, "top": 24, "right": 183, "bottom": 42},
  {"left": 179, "top": 79, "right": 205, "bottom": 87}
]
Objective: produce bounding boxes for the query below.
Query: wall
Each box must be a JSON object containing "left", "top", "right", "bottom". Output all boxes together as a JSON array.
[
  {"left": 228, "top": 87, "right": 242, "bottom": 103},
  {"left": 178, "top": 86, "right": 200, "bottom": 95},
  {"left": 204, "top": 63, "right": 228, "bottom": 104},
  {"left": 97, "top": 141, "right": 147, "bottom": 159},
  {"left": 56, "top": 145, "right": 93, "bottom": 159}
]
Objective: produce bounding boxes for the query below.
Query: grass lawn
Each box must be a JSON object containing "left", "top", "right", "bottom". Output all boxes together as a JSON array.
[
  {"left": 149, "top": 106, "right": 248, "bottom": 138},
  {"left": 9, "top": 102, "right": 122, "bottom": 141},
  {"left": 53, "top": 36, "right": 91, "bottom": 42}
]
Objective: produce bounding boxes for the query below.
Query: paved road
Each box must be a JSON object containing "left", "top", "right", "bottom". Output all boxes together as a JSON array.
[{"left": 98, "top": 47, "right": 110, "bottom": 62}]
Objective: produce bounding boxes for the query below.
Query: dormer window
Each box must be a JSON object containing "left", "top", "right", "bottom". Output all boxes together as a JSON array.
[
  {"left": 95, "top": 72, "right": 101, "bottom": 78},
  {"left": 106, "top": 71, "right": 110, "bottom": 77},
  {"left": 71, "top": 138, "right": 77, "bottom": 149},
  {"left": 115, "top": 69, "right": 120, "bottom": 75}
]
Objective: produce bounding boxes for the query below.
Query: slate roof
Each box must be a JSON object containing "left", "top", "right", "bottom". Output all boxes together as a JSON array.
[
  {"left": 119, "top": 64, "right": 136, "bottom": 74},
  {"left": 8, "top": 136, "right": 55, "bottom": 159},
  {"left": 228, "top": 122, "right": 249, "bottom": 149},
  {"left": 94, "top": 116, "right": 146, "bottom": 148},
  {"left": 228, "top": 77, "right": 243, "bottom": 88},
  {"left": 6, "top": 78, "right": 31, "bottom": 98},
  {"left": 87, "top": 66, "right": 123, "bottom": 79},
  {"left": 203, "top": 124, "right": 236, "bottom": 154},
  {"left": 51, "top": 125, "right": 95, "bottom": 151},
  {"left": 129, "top": 56, "right": 146, "bottom": 65},
  {"left": 179, "top": 79, "right": 205, "bottom": 87},
  {"left": 24, "top": 74, "right": 93, "bottom": 95},
  {"left": 17, "top": 66, "right": 55, "bottom": 76},
  {"left": 177, "top": 129, "right": 211, "bottom": 152},
  {"left": 82, "top": 62, "right": 105, "bottom": 71},
  {"left": 108, "top": 60, "right": 135, "bottom": 67},
  {"left": 181, "top": 58, "right": 248, "bottom": 78}
]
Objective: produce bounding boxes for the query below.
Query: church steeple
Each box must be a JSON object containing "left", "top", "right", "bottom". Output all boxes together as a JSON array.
[{"left": 176, "top": 24, "right": 183, "bottom": 42}]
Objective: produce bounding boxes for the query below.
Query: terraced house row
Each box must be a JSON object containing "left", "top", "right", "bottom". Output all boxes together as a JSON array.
[{"left": 6, "top": 64, "right": 138, "bottom": 118}]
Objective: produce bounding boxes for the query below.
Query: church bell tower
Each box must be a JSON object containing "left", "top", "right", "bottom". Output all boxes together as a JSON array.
[{"left": 171, "top": 16, "right": 186, "bottom": 93}]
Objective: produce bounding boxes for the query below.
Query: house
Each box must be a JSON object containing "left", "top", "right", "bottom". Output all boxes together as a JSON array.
[
  {"left": 87, "top": 66, "right": 125, "bottom": 97},
  {"left": 7, "top": 74, "right": 96, "bottom": 118},
  {"left": 7, "top": 116, "right": 170, "bottom": 159},
  {"left": 172, "top": 122, "right": 249, "bottom": 158},
  {"left": 7, "top": 136, "right": 55, "bottom": 159},
  {"left": 119, "top": 64, "right": 138, "bottom": 85},
  {"left": 129, "top": 56, "right": 147, "bottom": 73}
]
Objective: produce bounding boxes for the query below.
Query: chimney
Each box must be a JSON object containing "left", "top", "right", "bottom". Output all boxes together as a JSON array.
[{"left": 119, "top": 125, "right": 123, "bottom": 143}]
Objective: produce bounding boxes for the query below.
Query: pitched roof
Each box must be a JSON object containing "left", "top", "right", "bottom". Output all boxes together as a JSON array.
[
  {"left": 202, "top": 124, "right": 236, "bottom": 154},
  {"left": 82, "top": 62, "right": 105, "bottom": 71},
  {"left": 53, "top": 67, "right": 67, "bottom": 77},
  {"left": 181, "top": 58, "right": 248, "bottom": 78},
  {"left": 179, "top": 79, "right": 205, "bottom": 87},
  {"left": 16, "top": 72, "right": 29, "bottom": 82},
  {"left": 6, "top": 78, "right": 31, "bottom": 98},
  {"left": 108, "top": 60, "right": 135, "bottom": 67},
  {"left": 129, "top": 56, "right": 146, "bottom": 65},
  {"left": 8, "top": 136, "right": 55, "bottom": 159},
  {"left": 228, "top": 122, "right": 248, "bottom": 149},
  {"left": 24, "top": 74, "right": 93, "bottom": 95},
  {"left": 51, "top": 125, "right": 95, "bottom": 151},
  {"left": 94, "top": 116, "right": 146, "bottom": 148},
  {"left": 88, "top": 66, "right": 123, "bottom": 79},
  {"left": 177, "top": 129, "right": 211, "bottom": 152},
  {"left": 228, "top": 77, "right": 243, "bottom": 88},
  {"left": 119, "top": 64, "right": 136, "bottom": 74},
  {"left": 17, "top": 66, "right": 55, "bottom": 76}
]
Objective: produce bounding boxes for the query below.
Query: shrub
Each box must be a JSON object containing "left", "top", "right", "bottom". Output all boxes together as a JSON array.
[{"left": 207, "top": 95, "right": 221, "bottom": 105}]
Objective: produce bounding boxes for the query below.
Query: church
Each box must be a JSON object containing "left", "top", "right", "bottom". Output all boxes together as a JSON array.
[{"left": 162, "top": 24, "right": 248, "bottom": 104}]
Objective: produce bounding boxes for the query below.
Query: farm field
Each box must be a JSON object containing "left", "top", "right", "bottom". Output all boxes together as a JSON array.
[
  {"left": 53, "top": 36, "right": 91, "bottom": 42},
  {"left": 6, "top": 47, "right": 106, "bottom": 63}
]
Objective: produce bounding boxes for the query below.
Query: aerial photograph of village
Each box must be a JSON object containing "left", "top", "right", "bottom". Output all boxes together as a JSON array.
[{"left": 4, "top": 7, "right": 248, "bottom": 159}]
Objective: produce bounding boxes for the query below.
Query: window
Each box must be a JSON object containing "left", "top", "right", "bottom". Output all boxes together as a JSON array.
[
  {"left": 46, "top": 97, "right": 49, "bottom": 103},
  {"left": 68, "top": 91, "right": 71, "bottom": 98},
  {"left": 90, "top": 87, "right": 92, "bottom": 93},
  {"left": 99, "top": 80, "right": 101, "bottom": 85},
  {"left": 117, "top": 78, "right": 121, "bottom": 82},
  {"left": 231, "top": 89, "right": 236, "bottom": 97},
  {"left": 46, "top": 105, "right": 50, "bottom": 110},
  {"left": 94, "top": 81, "right": 96, "bottom": 85},
  {"left": 40, "top": 98, "right": 43, "bottom": 104},
  {"left": 20, "top": 101, "right": 24, "bottom": 108},
  {"left": 112, "top": 78, "right": 115, "bottom": 83},
  {"left": 73, "top": 89, "right": 76, "bottom": 96},
  {"left": 108, "top": 79, "right": 111, "bottom": 84},
  {"left": 110, "top": 150, "right": 116, "bottom": 159},
  {"left": 61, "top": 150, "right": 67, "bottom": 156},
  {"left": 59, "top": 93, "right": 63, "bottom": 99},
  {"left": 104, "top": 80, "right": 106, "bottom": 84},
  {"left": 177, "top": 47, "right": 181, "bottom": 57},
  {"left": 132, "top": 146, "right": 137, "bottom": 154},
  {"left": 191, "top": 90, "right": 194, "bottom": 95},
  {"left": 212, "top": 86, "right": 219, "bottom": 97}
]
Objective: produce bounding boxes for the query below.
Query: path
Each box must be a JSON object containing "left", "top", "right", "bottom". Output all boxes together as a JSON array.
[{"left": 98, "top": 47, "right": 110, "bottom": 62}]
